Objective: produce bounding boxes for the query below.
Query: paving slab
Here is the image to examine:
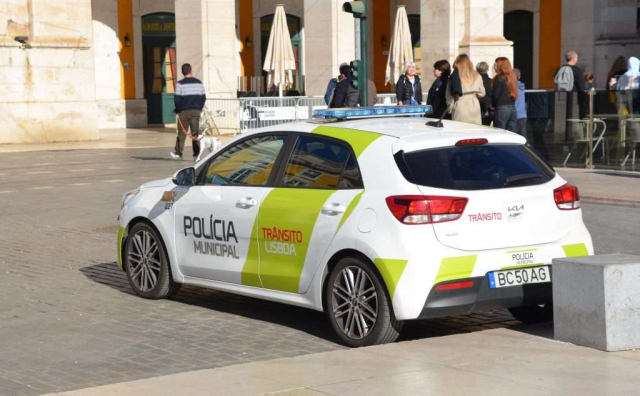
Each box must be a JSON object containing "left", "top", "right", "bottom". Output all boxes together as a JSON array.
[
  {"left": 558, "top": 168, "right": 640, "bottom": 207},
  {"left": 1, "top": 147, "right": 639, "bottom": 395},
  {"left": 0, "top": 128, "right": 234, "bottom": 153},
  {"left": 42, "top": 329, "right": 640, "bottom": 396}
]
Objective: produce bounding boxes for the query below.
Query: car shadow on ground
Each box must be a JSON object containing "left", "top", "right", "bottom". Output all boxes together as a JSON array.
[{"left": 79, "top": 262, "right": 553, "bottom": 345}]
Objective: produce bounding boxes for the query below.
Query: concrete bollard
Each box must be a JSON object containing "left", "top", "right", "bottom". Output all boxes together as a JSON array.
[{"left": 553, "top": 253, "right": 640, "bottom": 351}]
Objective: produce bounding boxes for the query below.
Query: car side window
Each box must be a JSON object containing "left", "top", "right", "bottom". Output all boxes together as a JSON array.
[
  {"left": 203, "top": 135, "right": 286, "bottom": 186},
  {"left": 338, "top": 153, "right": 364, "bottom": 188},
  {"left": 282, "top": 136, "right": 363, "bottom": 189}
]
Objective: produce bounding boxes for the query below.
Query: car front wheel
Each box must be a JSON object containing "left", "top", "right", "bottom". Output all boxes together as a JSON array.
[
  {"left": 124, "top": 222, "right": 181, "bottom": 299},
  {"left": 325, "top": 256, "right": 403, "bottom": 347}
]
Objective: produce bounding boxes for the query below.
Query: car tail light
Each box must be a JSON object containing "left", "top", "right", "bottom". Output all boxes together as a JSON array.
[
  {"left": 435, "top": 281, "right": 475, "bottom": 291},
  {"left": 554, "top": 183, "right": 581, "bottom": 210},
  {"left": 455, "top": 138, "right": 488, "bottom": 146},
  {"left": 385, "top": 195, "right": 468, "bottom": 225}
]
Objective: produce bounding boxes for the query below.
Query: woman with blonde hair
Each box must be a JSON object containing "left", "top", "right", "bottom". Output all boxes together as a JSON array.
[
  {"left": 446, "top": 54, "right": 485, "bottom": 124},
  {"left": 491, "top": 57, "right": 518, "bottom": 132}
]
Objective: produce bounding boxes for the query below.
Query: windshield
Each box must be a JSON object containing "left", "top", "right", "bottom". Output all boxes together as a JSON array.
[{"left": 396, "top": 143, "right": 555, "bottom": 191}]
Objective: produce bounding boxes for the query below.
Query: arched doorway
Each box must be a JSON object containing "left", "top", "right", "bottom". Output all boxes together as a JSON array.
[
  {"left": 142, "top": 12, "right": 176, "bottom": 124},
  {"left": 260, "top": 14, "right": 302, "bottom": 94},
  {"left": 504, "top": 10, "right": 533, "bottom": 89}
]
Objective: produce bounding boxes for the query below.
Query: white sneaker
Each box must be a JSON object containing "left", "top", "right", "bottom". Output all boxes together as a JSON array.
[{"left": 169, "top": 152, "right": 182, "bottom": 160}]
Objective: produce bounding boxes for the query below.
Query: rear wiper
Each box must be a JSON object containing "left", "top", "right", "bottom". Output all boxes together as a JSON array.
[{"left": 502, "top": 174, "right": 543, "bottom": 187}]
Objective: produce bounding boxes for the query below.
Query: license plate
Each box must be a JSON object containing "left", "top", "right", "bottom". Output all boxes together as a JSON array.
[{"left": 488, "top": 266, "right": 551, "bottom": 289}]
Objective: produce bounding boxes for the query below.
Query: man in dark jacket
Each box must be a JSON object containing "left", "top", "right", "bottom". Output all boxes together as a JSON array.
[
  {"left": 556, "top": 51, "right": 587, "bottom": 140},
  {"left": 330, "top": 64, "right": 360, "bottom": 108},
  {"left": 426, "top": 59, "right": 450, "bottom": 119},
  {"left": 324, "top": 63, "right": 348, "bottom": 105},
  {"left": 564, "top": 51, "right": 587, "bottom": 118},
  {"left": 170, "top": 63, "right": 206, "bottom": 160},
  {"left": 476, "top": 61, "right": 493, "bottom": 125}
]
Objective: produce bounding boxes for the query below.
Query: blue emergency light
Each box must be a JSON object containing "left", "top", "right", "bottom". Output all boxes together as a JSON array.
[{"left": 313, "top": 105, "right": 433, "bottom": 120}]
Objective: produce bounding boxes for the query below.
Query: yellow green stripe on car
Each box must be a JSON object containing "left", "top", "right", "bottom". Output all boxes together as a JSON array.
[
  {"left": 563, "top": 243, "right": 588, "bottom": 257},
  {"left": 117, "top": 226, "right": 126, "bottom": 270},
  {"left": 312, "top": 126, "right": 382, "bottom": 158},
  {"left": 433, "top": 255, "right": 478, "bottom": 285},
  {"left": 335, "top": 191, "right": 363, "bottom": 235},
  {"left": 373, "top": 258, "right": 408, "bottom": 299},
  {"left": 241, "top": 188, "right": 336, "bottom": 293}
]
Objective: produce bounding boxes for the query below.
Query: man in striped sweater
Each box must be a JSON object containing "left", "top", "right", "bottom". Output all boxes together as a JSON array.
[{"left": 170, "top": 63, "right": 206, "bottom": 160}]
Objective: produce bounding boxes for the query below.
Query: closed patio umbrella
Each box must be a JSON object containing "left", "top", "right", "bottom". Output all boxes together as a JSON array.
[
  {"left": 263, "top": 4, "right": 296, "bottom": 97},
  {"left": 385, "top": 5, "right": 413, "bottom": 85}
]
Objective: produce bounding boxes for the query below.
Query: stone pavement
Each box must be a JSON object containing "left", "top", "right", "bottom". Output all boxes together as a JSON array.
[
  {"left": 558, "top": 168, "right": 640, "bottom": 208},
  {"left": 43, "top": 328, "right": 640, "bottom": 396},
  {"left": 0, "top": 146, "right": 556, "bottom": 396},
  {"left": 0, "top": 130, "right": 639, "bottom": 396}
]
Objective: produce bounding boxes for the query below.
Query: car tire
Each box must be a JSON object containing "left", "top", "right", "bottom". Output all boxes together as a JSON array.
[
  {"left": 325, "top": 256, "right": 403, "bottom": 347},
  {"left": 124, "top": 222, "right": 181, "bottom": 299},
  {"left": 508, "top": 303, "right": 553, "bottom": 324}
]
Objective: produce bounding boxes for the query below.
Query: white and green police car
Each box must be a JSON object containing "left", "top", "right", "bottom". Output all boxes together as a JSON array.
[{"left": 117, "top": 106, "right": 593, "bottom": 347}]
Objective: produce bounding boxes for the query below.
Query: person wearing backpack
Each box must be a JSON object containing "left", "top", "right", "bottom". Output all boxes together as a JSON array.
[
  {"left": 329, "top": 64, "right": 360, "bottom": 108},
  {"left": 324, "top": 63, "right": 348, "bottom": 105},
  {"left": 555, "top": 50, "right": 587, "bottom": 118}
]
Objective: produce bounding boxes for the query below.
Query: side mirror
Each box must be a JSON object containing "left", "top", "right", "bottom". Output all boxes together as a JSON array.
[{"left": 172, "top": 167, "right": 196, "bottom": 186}]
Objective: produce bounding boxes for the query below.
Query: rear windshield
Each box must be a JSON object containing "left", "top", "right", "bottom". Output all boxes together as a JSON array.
[{"left": 396, "top": 143, "right": 555, "bottom": 191}]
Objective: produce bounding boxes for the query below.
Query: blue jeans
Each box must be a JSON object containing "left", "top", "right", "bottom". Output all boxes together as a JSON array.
[{"left": 494, "top": 105, "right": 517, "bottom": 132}]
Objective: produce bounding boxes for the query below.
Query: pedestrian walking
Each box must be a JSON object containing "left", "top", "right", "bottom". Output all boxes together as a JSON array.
[
  {"left": 396, "top": 61, "right": 422, "bottom": 105},
  {"left": 445, "top": 54, "right": 485, "bottom": 125},
  {"left": 329, "top": 64, "right": 360, "bottom": 108},
  {"left": 476, "top": 61, "right": 493, "bottom": 125},
  {"left": 514, "top": 68, "right": 527, "bottom": 137},
  {"left": 555, "top": 50, "right": 587, "bottom": 119},
  {"left": 607, "top": 56, "right": 627, "bottom": 91},
  {"left": 170, "top": 63, "right": 206, "bottom": 161},
  {"left": 324, "top": 62, "right": 348, "bottom": 105},
  {"left": 491, "top": 57, "right": 518, "bottom": 132},
  {"left": 426, "top": 60, "right": 450, "bottom": 119}
]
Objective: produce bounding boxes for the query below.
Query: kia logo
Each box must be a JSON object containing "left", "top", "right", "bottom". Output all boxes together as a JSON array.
[{"left": 508, "top": 205, "right": 524, "bottom": 212}]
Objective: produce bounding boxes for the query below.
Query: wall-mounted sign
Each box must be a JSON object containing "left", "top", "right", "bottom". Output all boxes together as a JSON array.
[{"left": 142, "top": 13, "right": 175, "bottom": 36}]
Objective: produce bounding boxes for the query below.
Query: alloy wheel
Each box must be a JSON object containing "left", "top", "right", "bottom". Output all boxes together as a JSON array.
[
  {"left": 332, "top": 266, "right": 378, "bottom": 339},
  {"left": 127, "top": 230, "right": 161, "bottom": 292}
]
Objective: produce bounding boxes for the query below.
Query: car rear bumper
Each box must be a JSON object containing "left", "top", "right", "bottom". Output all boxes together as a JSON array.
[{"left": 417, "top": 272, "right": 552, "bottom": 319}]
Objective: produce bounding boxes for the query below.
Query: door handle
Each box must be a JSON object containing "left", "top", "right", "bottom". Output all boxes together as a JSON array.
[
  {"left": 321, "top": 203, "right": 346, "bottom": 216},
  {"left": 236, "top": 197, "right": 257, "bottom": 209}
]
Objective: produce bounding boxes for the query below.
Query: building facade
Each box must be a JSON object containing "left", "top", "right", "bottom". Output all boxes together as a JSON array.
[{"left": 1, "top": 0, "right": 639, "bottom": 144}]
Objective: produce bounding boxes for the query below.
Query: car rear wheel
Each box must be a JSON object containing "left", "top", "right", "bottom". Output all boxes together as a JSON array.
[
  {"left": 325, "top": 256, "right": 403, "bottom": 347},
  {"left": 124, "top": 222, "right": 181, "bottom": 299},
  {"left": 508, "top": 303, "right": 553, "bottom": 324}
]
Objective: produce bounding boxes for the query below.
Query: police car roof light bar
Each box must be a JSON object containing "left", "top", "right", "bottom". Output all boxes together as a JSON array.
[{"left": 313, "top": 105, "right": 433, "bottom": 120}]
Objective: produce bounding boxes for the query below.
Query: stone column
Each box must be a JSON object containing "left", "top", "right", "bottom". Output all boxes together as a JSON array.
[
  {"left": 303, "top": 0, "right": 355, "bottom": 97},
  {"left": 562, "top": 0, "right": 596, "bottom": 85},
  {"left": 175, "top": 0, "right": 238, "bottom": 98},
  {"left": 0, "top": 0, "right": 99, "bottom": 144},
  {"left": 420, "top": 0, "right": 513, "bottom": 86}
]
